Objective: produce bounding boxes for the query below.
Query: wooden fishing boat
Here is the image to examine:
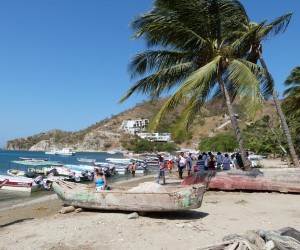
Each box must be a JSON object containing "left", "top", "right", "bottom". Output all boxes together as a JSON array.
[
  {"left": 53, "top": 180, "right": 205, "bottom": 212},
  {"left": 182, "top": 168, "right": 300, "bottom": 193}
]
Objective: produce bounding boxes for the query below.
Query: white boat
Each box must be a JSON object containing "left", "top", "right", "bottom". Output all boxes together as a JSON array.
[
  {"left": 45, "top": 150, "right": 56, "bottom": 155},
  {"left": 0, "top": 175, "right": 49, "bottom": 192},
  {"left": 77, "top": 158, "right": 96, "bottom": 163},
  {"left": 106, "top": 158, "right": 144, "bottom": 165},
  {"left": 19, "top": 157, "right": 48, "bottom": 162},
  {"left": 106, "top": 150, "right": 116, "bottom": 154},
  {"left": 55, "top": 148, "right": 76, "bottom": 156}
]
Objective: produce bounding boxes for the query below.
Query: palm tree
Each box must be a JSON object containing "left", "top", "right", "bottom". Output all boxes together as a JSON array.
[
  {"left": 244, "top": 14, "right": 300, "bottom": 167},
  {"left": 284, "top": 66, "right": 300, "bottom": 114},
  {"left": 120, "top": 0, "right": 267, "bottom": 170},
  {"left": 283, "top": 66, "right": 300, "bottom": 143}
]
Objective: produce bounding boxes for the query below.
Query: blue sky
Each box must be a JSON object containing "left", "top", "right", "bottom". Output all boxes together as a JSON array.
[{"left": 0, "top": 1, "right": 299, "bottom": 147}]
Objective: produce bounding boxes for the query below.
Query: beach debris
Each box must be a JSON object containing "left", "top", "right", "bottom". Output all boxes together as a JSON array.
[
  {"left": 198, "top": 227, "right": 300, "bottom": 250},
  {"left": 263, "top": 240, "right": 275, "bottom": 250},
  {"left": 75, "top": 208, "right": 83, "bottom": 213},
  {"left": 234, "top": 199, "right": 249, "bottom": 205},
  {"left": 34, "top": 206, "right": 48, "bottom": 211},
  {"left": 127, "top": 212, "right": 139, "bottom": 219},
  {"left": 175, "top": 223, "right": 186, "bottom": 228},
  {"left": 59, "top": 206, "right": 76, "bottom": 214}
]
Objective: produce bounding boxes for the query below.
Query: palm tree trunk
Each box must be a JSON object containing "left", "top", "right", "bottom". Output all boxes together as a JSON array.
[
  {"left": 258, "top": 51, "right": 300, "bottom": 168},
  {"left": 217, "top": 72, "right": 252, "bottom": 170}
]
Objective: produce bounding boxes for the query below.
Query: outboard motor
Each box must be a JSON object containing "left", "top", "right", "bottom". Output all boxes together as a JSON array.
[
  {"left": 87, "top": 171, "right": 93, "bottom": 181},
  {"left": 68, "top": 172, "right": 81, "bottom": 182},
  {"left": 34, "top": 175, "right": 50, "bottom": 189}
]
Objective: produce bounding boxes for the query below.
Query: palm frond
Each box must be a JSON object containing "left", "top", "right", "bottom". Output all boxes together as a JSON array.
[
  {"left": 259, "top": 13, "right": 292, "bottom": 40},
  {"left": 131, "top": 10, "right": 208, "bottom": 50},
  {"left": 119, "top": 62, "right": 194, "bottom": 103},
  {"left": 227, "top": 59, "right": 264, "bottom": 118},
  {"left": 284, "top": 66, "right": 300, "bottom": 85},
  {"left": 128, "top": 50, "right": 195, "bottom": 80},
  {"left": 147, "top": 56, "right": 220, "bottom": 131},
  {"left": 230, "top": 21, "right": 266, "bottom": 58},
  {"left": 172, "top": 93, "right": 205, "bottom": 140}
]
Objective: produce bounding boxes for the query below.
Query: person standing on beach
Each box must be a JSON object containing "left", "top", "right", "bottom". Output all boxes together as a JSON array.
[
  {"left": 186, "top": 153, "right": 193, "bottom": 176},
  {"left": 235, "top": 152, "right": 244, "bottom": 170},
  {"left": 129, "top": 161, "right": 137, "bottom": 177},
  {"left": 196, "top": 155, "right": 206, "bottom": 172},
  {"left": 222, "top": 154, "right": 232, "bottom": 170},
  {"left": 167, "top": 159, "right": 174, "bottom": 173},
  {"left": 207, "top": 152, "right": 216, "bottom": 171},
  {"left": 216, "top": 152, "right": 224, "bottom": 170},
  {"left": 156, "top": 156, "right": 166, "bottom": 184},
  {"left": 178, "top": 152, "right": 186, "bottom": 179}
]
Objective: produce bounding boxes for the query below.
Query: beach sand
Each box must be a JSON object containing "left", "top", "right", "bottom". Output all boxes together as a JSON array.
[{"left": 1, "top": 158, "right": 300, "bottom": 250}]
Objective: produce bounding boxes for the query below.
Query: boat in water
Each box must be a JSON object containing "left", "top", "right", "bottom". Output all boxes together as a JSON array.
[
  {"left": 45, "top": 148, "right": 75, "bottom": 156},
  {"left": 53, "top": 180, "right": 205, "bottom": 212},
  {"left": 77, "top": 158, "right": 96, "bottom": 163}
]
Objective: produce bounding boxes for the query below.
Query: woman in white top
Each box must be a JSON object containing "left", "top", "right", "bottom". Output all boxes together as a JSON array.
[{"left": 178, "top": 152, "right": 186, "bottom": 179}]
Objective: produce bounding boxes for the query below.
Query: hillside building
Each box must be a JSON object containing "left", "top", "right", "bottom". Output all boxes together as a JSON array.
[
  {"left": 136, "top": 132, "right": 172, "bottom": 142},
  {"left": 121, "top": 119, "right": 149, "bottom": 134}
]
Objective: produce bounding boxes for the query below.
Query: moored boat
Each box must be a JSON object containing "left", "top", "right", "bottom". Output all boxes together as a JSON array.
[
  {"left": 77, "top": 158, "right": 96, "bottom": 163},
  {"left": 53, "top": 180, "right": 205, "bottom": 212},
  {"left": 55, "top": 148, "right": 76, "bottom": 156}
]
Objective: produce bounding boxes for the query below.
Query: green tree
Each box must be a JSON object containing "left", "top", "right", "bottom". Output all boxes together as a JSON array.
[
  {"left": 283, "top": 66, "right": 300, "bottom": 130},
  {"left": 283, "top": 66, "right": 300, "bottom": 155},
  {"left": 243, "top": 116, "right": 286, "bottom": 156},
  {"left": 199, "top": 133, "right": 237, "bottom": 152},
  {"left": 120, "top": 0, "right": 266, "bottom": 170},
  {"left": 241, "top": 14, "right": 299, "bottom": 167}
]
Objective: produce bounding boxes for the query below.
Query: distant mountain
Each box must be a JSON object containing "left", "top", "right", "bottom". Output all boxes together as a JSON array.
[{"left": 4, "top": 97, "right": 278, "bottom": 151}]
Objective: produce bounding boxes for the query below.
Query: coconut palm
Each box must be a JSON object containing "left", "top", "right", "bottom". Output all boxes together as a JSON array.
[
  {"left": 283, "top": 66, "right": 300, "bottom": 139},
  {"left": 284, "top": 66, "right": 300, "bottom": 114},
  {"left": 120, "top": 0, "right": 268, "bottom": 170},
  {"left": 243, "top": 14, "right": 299, "bottom": 167}
]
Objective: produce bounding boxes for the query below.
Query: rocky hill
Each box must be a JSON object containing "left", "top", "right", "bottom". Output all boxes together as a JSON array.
[{"left": 4, "top": 97, "right": 278, "bottom": 152}]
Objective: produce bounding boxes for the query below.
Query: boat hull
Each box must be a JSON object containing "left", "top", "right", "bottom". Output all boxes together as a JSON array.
[
  {"left": 53, "top": 180, "right": 205, "bottom": 212},
  {"left": 182, "top": 169, "right": 300, "bottom": 193},
  {"left": 0, "top": 175, "right": 39, "bottom": 192}
]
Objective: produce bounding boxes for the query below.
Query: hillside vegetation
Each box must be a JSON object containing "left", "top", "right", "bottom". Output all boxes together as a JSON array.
[{"left": 4, "top": 97, "right": 278, "bottom": 152}]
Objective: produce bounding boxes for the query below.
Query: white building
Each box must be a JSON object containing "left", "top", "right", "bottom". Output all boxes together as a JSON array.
[
  {"left": 121, "top": 119, "right": 149, "bottom": 134},
  {"left": 136, "top": 132, "right": 172, "bottom": 142}
]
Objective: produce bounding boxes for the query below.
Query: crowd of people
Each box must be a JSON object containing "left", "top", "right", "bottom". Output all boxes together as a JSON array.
[
  {"left": 155, "top": 151, "right": 250, "bottom": 183},
  {"left": 91, "top": 151, "right": 249, "bottom": 189}
]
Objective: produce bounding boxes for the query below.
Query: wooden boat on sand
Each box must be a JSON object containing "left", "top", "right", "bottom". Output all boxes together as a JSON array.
[
  {"left": 53, "top": 180, "right": 205, "bottom": 212},
  {"left": 182, "top": 168, "right": 300, "bottom": 193},
  {"left": 0, "top": 174, "right": 46, "bottom": 192}
]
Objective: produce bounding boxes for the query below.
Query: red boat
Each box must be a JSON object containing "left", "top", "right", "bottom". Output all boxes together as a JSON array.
[
  {"left": 182, "top": 168, "right": 300, "bottom": 193},
  {"left": 0, "top": 175, "right": 39, "bottom": 192}
]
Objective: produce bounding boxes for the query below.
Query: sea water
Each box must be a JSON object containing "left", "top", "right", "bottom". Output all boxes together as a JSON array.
[
  {"left": 0, "top": 150, "right": 125, "bottom": 175},
  {"left": 0, "top": 150, "right": 154, "bottom": 205}
]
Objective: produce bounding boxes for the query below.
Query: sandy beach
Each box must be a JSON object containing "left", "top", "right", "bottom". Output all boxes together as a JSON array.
[{"left": 1, "top": 158, "right": 300, "bottom": 250}]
